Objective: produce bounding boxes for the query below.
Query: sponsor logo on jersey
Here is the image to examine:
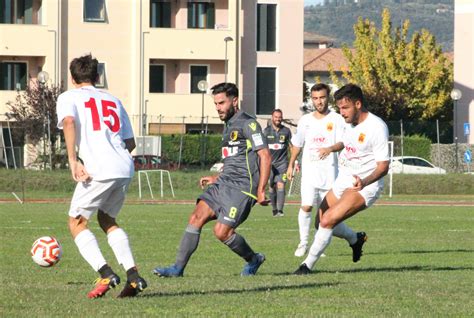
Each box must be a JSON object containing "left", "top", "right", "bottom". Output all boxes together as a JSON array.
[
  {"left": 230, "top": 130, "right": 239, "bottom": 141},
  {"left": 327, "top": 122, "right": 334, "bottom": 131},
  {"left": 269, "top": 143, "right": 283, "bottom": 150},
  {"left": 279, "top": 135, "right": 286, "bottom": 142},
  {"left": 345, "top": 144, "right": 357, "bottom": 154},
  {"left": 222, "top": 146, "right": 238, "bottom": 158},
  {"left": 358, "top": 133, "right": 366, "bottom": 143},
  {"left": 252, "top": 133, "right": 264, "bottom": 146},
  {"left": 228, "top": 140, "right": 241, "bottom": 146},
  {"left": 248, "top": 122, "right": 257, "bottom": 131},
  {"left": 311, "top": 136, "right": 326, "bottom": 145}
]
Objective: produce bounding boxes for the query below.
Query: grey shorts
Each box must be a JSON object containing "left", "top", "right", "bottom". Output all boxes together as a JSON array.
[
  {"left": 269, "top": 166, "right": 288, "bottom": 187},
  {"left": 198, "top": 183, "right": 256, "bottom": 228}
]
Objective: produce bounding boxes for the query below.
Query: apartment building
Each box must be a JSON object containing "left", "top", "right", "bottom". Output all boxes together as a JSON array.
[
  {"left": 0, "top": 0, "right": 303, "bottom": 166},
  {"left": 454, "top": 0, "right": 473, "bottom": 144}
]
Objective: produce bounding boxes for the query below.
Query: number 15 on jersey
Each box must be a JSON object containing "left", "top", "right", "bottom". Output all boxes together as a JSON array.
[{"left": 85, "top": 97, "right": 121, "bottom": 132}]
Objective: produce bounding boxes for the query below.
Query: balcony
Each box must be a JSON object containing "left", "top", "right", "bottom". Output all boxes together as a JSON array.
[
  {"left": 146, "top": 28, "right": 233, "bottom": 60},
  {"left": 144, "top": 93, "right": 220, "bottom": 125},
  {"left": 0, "top": 25, "right": 54, "bottom": 56}
]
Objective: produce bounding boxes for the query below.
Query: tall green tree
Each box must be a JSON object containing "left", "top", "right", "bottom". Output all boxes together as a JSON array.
[{"left": 330, "top": 8, "right": 453, "bottom": 121}]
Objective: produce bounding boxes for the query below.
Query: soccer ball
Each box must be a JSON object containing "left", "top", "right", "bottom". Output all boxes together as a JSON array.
[{"left": 31, "top": 236, "right": 62, "bottom": 267}]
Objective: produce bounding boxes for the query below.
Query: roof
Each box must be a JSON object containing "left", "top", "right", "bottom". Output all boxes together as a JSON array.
[
  {"left": 303, "top": 32, "right": 335, "bottom": 45},
  {"left": 304, "top": 48, "right": 351, "bottom": 72},
  {"left": 304, "top": 48, "right": 454, "bottom": 72}
]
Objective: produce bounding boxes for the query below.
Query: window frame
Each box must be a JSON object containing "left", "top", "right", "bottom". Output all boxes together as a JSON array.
[
  {"left": 187, "top": 1, "right": 215, "bottom": 29},
  {"left": 95, "top": 62, "right": 106, "bottom": 88},
  {"left": 255, "top": 66, "right": 278, "bottom": 115},
  {"left": 150, "top": 0, "right": 171, "bottom": 28},
  {"left": 189, "top": 64, "right": 209, "bottom": 94},
  {"left": 149, "top": 63, "right": 166, "bottom": 93},
  {"left": 83, "top": 0, "right": 107, "bottom": 23},
  {"left": 0, "top": 60, "right": 28, "bottom": 91},
  {"left": 256, "top": 2, "right": 278, "bottom": 52}
]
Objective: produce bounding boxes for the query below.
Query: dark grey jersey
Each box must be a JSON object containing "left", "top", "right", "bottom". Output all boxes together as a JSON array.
[
  {"left": 264, "top": 125, "right": 292, "bottom": 172},
  {"left": 217, "top": 111, "right": 267, "bottom": 196}
]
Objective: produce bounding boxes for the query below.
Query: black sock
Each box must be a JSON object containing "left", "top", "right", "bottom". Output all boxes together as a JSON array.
[
  {"left": 126, "top": 267, "right": 139, "bottom": 282},
  {"left": 98, "top": 264, "right": 114, "bottom": 278}
]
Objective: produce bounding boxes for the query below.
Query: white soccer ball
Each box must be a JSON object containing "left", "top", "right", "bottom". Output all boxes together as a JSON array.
[{"left": 31, "top": 236, "right": 62, "bottom": 267}]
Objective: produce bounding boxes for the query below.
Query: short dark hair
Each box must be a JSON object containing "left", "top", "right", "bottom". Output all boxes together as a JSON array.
[
  {"left": 272, "top": 109, "right": 283, "bottom": 116},
  {"left": 334, "top": 83, "right": 365, "bottom": 106},
  {"left": 69, "top": 54, "right": 98, "bottom": 85},
  {"left": 210, "top": 82, "right": 239, "bottom": 99},
  {"left": 310, "top": 83, "right": 331, "bottom": 95}
]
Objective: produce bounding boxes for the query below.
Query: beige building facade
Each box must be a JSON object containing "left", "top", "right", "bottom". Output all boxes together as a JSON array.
[
  {"left": 0, "top": 0, "right": 303, "bottom": 166},
  {"left": 454, "top": 0, "right": 473, "bottom": 144}
]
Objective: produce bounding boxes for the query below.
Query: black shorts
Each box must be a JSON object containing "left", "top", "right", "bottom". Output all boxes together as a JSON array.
[
  {"left": 269, "top": 166, "right": 288, "bottom": 187},
  {"left": 198, "top": 183, "right": 256, "bottom": 228}
]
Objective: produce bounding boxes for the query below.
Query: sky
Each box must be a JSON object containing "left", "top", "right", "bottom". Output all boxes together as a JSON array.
[{"left": 304, "top": 0, "right": 324, "bottom": 6}]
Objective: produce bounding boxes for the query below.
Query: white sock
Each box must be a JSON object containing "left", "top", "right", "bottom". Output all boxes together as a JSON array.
[
  {"left": 74, "top": 229, "right": 107, "bottom": 272},
  {"left": 333, "top": 222, "right": 357, "bottom": 244},
  {"left": 107, "top": 228, "right": 136, "bottom": 271},
  {"left": 303, "top": 226, "right": 333, "bottom": 269},
  {"left": 298, "top": 208, "right": 312, "bottom": 245}
]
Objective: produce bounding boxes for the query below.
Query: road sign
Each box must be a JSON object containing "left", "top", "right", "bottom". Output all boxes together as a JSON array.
[
  {"left": 464, "top": 123, "right": 470, "bottom": 136},
  {"left": 464, "top": 149, "right": 472, "bottom": 164}
]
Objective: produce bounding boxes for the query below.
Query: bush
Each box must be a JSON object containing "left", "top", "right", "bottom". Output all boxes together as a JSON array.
[
  {"left": 161, "top": 135, "right": 222, "bottom": 166},
  {"left": 391, "top": 134, "right": 432, "bottom": 160}
]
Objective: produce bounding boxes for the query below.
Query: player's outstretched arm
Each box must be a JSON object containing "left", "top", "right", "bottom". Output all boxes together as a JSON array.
[{"left": 256, "top": 147, "right": 271, "bottom": 205}]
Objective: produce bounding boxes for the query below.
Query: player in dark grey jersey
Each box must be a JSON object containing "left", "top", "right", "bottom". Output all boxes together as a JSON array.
[
  {"left": 153, "top": 83, "right": 271, "bottom": 277},
  {"left": 263, "top": 109, "right": 292, "bottom": 217}
]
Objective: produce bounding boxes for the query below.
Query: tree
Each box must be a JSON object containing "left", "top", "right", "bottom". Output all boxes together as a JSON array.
[
  {"left": 6, "top": 80, "right": 64, "bottom": 168},
  {"left": 330, "top": 8, "right": 453, "bottom": 121}
]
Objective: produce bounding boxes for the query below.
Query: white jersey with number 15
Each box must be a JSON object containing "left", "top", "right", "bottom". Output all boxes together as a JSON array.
[{"left": 56, "top": 85, "right": 135, "bottom": 180}]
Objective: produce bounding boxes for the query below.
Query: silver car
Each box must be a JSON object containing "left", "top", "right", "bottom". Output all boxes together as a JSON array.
[{"left": 390, "top": 156, "right": 446, "bottom": 174}]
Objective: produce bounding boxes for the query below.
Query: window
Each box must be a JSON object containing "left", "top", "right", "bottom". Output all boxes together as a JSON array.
[
  {"left": 84, "top": 0, "right": 106, "bottom": 22},
  {"left": 149, "top": 64, "right": 165, "bottom": 93},
  {"left": 150, "top": 0, "right": 171, "bottom": 28},
  {"left": 0, "top": 62, "right": 27, "bottom": 90},
  {"left": 1, "top": 0, "right": 39, "bottom": 24},
  {"left": 256, "top": 67, "right": 276, "bottom": 115},
  {"left": 95, "top": 63, "right": 106, "bottom": 88},
  {"left": 187, "top": 2, "right": 215, "bottom": 29},
  {"left": 257, "top": 4, "right": 276, "bottom": 51},
  {"left": 190, "top": 65, "right": 208, "bottom": 93}
]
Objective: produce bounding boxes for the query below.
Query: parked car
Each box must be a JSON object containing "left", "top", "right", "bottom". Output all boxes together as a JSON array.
[
  {"left": 133, "top": 155, "right": 161, "bottom": 170},
  {"left": 390, "top": 156, "right": 446, "bottom": 174}
]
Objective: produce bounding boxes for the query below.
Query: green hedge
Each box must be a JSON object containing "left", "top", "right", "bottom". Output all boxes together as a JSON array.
[
  {"left": 391, "top": 134, "right": 432, "bottom": 160},
  {"left": 161, "top": 135, "right": 222, "bottom": 165}
]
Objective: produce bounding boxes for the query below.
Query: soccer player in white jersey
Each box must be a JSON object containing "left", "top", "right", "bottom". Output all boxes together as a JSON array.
[
  {"left": 294, "top": 83, "right": 389, "bottom": 275},
  {"left": 287, "top": 83, "right": 347, "bottom": 258},
  {"left": 56, "top": 54, "right": 147, "bottom": 298}
]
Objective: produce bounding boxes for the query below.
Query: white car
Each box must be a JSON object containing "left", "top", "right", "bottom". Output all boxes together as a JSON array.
[{"left": 390, "top": 156, "right": 446, "bottom": 174}]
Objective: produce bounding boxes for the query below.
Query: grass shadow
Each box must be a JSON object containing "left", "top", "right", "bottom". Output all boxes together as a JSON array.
[
  {"left": 141, "top": 281, "right": 340, "bottom": 298},
  {"left": 317, "top": 265, "right": 474, "bottom": 274}
]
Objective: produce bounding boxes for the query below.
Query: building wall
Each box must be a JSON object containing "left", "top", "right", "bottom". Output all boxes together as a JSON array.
[
  {"left": 241, "top": 0, "right": 304, "bottom": 123},
  {"left": 454, "top": 0, "right": 474, "bottom": 144},
  {"left": 1, "top": 0, "right": 303, "bottom": 141}
]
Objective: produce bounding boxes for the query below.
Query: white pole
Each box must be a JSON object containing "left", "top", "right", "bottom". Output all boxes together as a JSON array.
[{"left": 436, "top": 119, "right": 441, "bottom": 173}]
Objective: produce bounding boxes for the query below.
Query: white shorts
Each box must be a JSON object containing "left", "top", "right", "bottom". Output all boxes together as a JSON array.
[
  {"left": 332, "top": 174, "right": 383, "bottom": 207},
  {"left": 300, "top": 178, "right": 329, "bottom": 208},
  {"left": 68, "top": 178, "right": 131, "bottom": 219}
]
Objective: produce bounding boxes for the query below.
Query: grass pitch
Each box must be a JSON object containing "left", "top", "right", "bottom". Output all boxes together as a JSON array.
[{"left": 0, "top": 202, "right": 473, "bottom": 317}]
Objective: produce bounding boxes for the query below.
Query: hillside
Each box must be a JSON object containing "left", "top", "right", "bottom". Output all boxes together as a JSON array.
[{"left": 304, "top": 0, "right": 454, "bottom": 51}]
